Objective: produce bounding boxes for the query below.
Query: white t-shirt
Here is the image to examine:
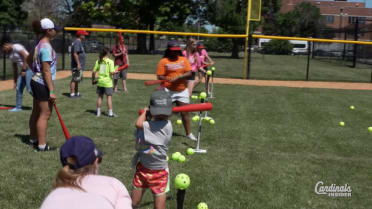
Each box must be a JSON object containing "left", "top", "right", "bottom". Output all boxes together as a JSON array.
[
  {"left": 40, "top": 175, "right": 132, "bottom": 209},
  {"left": 40, "top": 188, "right": 114, "bottom": 209},
  {"left": 9, "top": 44, "right": 29, "bottom": 68}
]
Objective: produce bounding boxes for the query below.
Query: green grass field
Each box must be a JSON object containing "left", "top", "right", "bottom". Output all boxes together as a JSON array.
[
  {"left": 1, "top": 52, "right": 371, "bottom": 82},
  {"left": 0, "top": 77, "right": 372, "bottom": 209}
]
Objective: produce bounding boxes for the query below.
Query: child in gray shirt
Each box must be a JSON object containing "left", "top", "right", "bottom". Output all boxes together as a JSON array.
[{"left": 131, "top": 90, "right": 173, "bottom": 209}]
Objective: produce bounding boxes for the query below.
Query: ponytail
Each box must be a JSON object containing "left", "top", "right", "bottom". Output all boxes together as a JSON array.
[
  {"left": 98, "top": 47, "right": 110, "bottom": 64},
  {"left": 52, "top": 156, "right": 97, "bottom": 191},
  {"left": 31, "top": 20, "right": 43, "bottom": 36}
]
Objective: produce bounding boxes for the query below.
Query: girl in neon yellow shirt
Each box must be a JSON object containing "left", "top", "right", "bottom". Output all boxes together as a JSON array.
[{"left": 92, "top": 47, "right": 119, "bottom": 117}]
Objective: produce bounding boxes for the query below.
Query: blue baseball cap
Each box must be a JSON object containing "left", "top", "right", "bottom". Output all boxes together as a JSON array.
[{"left": 60, "top": 136, "right": 103, "bottom": 169}]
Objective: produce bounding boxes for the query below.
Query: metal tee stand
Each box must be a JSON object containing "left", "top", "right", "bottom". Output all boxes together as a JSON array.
[
  {"left": 207, "top": 68, "right": 215, "bottom": 99},
  {"left": 194, "top": 97, "right": 208, "bottom": 154}
]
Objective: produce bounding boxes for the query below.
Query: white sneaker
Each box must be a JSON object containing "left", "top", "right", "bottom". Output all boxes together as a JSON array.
[
  {"left": 186, "top": 133, "right": 197, "bottom": 141},
  {"left": 108, "top": 113, "right": 117, "bottom": 118}
]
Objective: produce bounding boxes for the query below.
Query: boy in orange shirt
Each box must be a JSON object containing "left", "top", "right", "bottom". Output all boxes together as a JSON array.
[{"left": 156, "top": 41, "right": 196, "bottom": 141}]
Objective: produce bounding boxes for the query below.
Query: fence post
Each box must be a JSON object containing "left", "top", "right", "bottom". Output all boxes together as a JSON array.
[
  {"left": 62, "top": 29, "right": 65, "bottom": 70},
  {"left": 247, "top": 34, "right": 252, "bottom": 79},
  {"left": 306, "top": 41, "right": 311, "bottom": 81},
  {"left": 352, "top": 19, "right": 359, "bottom": 68},
  {"left": 2, "top": 25, "right": 6, "bottom": 80}
]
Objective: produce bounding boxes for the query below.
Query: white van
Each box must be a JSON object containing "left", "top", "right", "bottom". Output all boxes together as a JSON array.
[{"left": 258, "top": 38, "right": 309, "bottom": 55}]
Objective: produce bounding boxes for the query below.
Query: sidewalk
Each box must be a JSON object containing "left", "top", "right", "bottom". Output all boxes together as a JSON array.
[{"left": 1, "top": 70, "right": 372, "bottom": 91}]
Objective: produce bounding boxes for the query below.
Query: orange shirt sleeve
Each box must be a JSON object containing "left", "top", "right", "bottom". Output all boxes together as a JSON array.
[{"left": 156, "top": 58, "right": 167, "bottom": 76}]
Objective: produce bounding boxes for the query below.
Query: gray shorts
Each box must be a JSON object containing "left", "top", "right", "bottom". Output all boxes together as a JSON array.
[
  {"left": 71, "top": 68, "right": 83, "bottom": 82},
  {"left": 96, "top": 86, "right": 113, "bottom": 96},
  {"left": 113, "top": 68, "right": 128, "bottom": 80}
]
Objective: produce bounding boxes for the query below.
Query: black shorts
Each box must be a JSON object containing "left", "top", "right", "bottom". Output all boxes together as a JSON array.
[
  {"left": 31, "top": 80, "right": 50, "bottom": 101},
  {"left": 187, "top": 72, "right": 196, "bottom": 81},
  {"left": 97, "top": 86, "right": 113, "bottom": 96}
]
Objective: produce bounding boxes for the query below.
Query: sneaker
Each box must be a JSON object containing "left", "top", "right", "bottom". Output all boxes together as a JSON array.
[
  {"left": 24, "top": 139, "right": 38, "bottom": 147},
  {"left": 186, "top": 133, "right": 197, "bottom": 141},
  {"left": 75, "top": 93, "right": 81, "bottom": 97},
  {"left": 30, "top": 140, "right": 38, "bottom": 148},
  {"left": 36, "top": 144, "right": 57, "bottom": 152},
  {"left": 108, "top": 113, "right": 117, "bottom": 118},
  {"left": 9, "top": 108, "right": 22, "bottom": 112}
]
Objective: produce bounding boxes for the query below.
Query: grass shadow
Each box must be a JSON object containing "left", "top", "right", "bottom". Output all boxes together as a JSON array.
[
  {"left": 137, "top": 196, "right": 173, "bottom": 208},
  {"left": 85, "top": 109, "right": 110, "bottom": 117},
  {"left": 62, "top": 93, "right": 70, "bottom": 98},
  {"left": 172, "top": 132, "right": 185, "bottom": 137},
  {"left": 14, "top": 134, "right": 33, "bottom": 146}
]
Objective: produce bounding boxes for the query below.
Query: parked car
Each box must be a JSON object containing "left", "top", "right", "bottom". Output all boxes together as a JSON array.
[
  {"left": 84, "top": 40, "right": 105, "bottom": 53},
  {"left": 313, "top": 49, "right": 337, "bottom": 57}
]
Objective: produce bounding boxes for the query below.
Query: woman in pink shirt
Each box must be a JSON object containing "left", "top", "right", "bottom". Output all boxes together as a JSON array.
[
  {"left": 197, "top": 42, "right": 214, "bottom": 92},
  {"left": 182, "top": 38, "right": 203, "bottom": 95},
  {"left": 40, "top": 136, "right": 132, "bottom": 209}
]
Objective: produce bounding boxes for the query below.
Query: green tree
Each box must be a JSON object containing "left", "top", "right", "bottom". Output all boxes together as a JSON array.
[
  {"left": 206, "top": 0, "right": 247, "bottom": 58},
  {"left": 264, "top": 2, "right": 327, "bottom": 38},
  {"left": 0, "top": 0, "right": 28, "bottom": 27},
  {"left": 74, "top": 0, "right": 195, "bottom": 53},
  {"left": 291, "top": 2, "right": 324, "bottom": 37},
  {"left": 261, "top": 0, "right": 282, "bottom": 35}
]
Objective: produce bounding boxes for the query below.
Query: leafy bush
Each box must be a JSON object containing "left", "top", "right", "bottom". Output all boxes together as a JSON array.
[
  {"left": 204, "top": 38, "right": 232, "bottom": 53},
  {"left": 262, "top": 39, "right": 293, "bottom": 55}
]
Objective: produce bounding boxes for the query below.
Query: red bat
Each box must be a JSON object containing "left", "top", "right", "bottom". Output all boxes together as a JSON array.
[
  {"left": 144, "top": 80, "right": 165, "bottom": 86},
  {"left": 54, "top": 103, "right": 71, "bottom": 140},
  {"left": 117, "top": 64, "right": 129, "bottom": 72},
  {"left": 0, "top": 106, "right": 13, "bottom": 110},
  {"left": 172, "top": 102, "right": 213, "bottom": 112},
  {"left": 138, "top": 102, "right": 213, "bottom": 115}
]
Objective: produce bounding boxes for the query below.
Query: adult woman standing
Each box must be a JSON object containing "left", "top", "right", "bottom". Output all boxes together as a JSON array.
[
  {"left": 28, "top": 18, "right": 58, "bottom": 151},
  {"left": 182, "top": 38, "right": 202, "bottom": 95},
  {"left": 197, "top": 42, "right": 214, "bottom": 92},
  {"left": 40, "top": 136, "right": 132, "bottom": 209},
  {"left": 157, "top": 41, "right": 196, "bottom": 141}
]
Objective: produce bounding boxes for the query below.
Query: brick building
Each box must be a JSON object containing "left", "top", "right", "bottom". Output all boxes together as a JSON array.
[{"left": 281, "top": 0, "right": 372, "bottom": 40}]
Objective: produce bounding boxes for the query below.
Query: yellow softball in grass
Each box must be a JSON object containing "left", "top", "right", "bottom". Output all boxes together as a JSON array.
[
  {"left": 199, "top": 92, "right": 207, "bottom": 99},
  {"left": 186, "top": 148, "right": 194, "bottom": 155},
  {"left": 192, "top": 115, "right": 200, "bottom": 122},
  {"left": 178, "top": 155, "right": 186, "bottom": 163},
  {"left": 176, "top": 119, "right": 182, "bottom": 125},
  {"left": 197, "top": 202, "right": 208, "bottom": 209}
]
